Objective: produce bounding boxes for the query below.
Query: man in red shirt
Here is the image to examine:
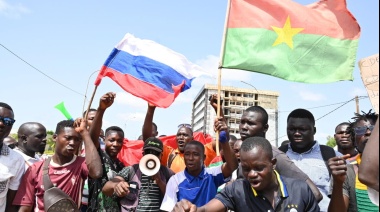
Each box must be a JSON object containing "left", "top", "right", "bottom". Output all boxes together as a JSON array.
[{"left": 13, "top": 118, "right": 103, "bottom": 212}]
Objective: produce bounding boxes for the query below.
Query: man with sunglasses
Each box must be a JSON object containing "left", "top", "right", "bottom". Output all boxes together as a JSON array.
[
  {"left": 102, "top": 137, "right": 174, "bottom": 211},
  {"left": 0, "top": 102, "right": 25, "bottom": 212},
  {"left": 328, "top": 110, "right": 379, "bottom": 212}
]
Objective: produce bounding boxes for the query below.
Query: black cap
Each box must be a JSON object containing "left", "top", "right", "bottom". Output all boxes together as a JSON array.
[{"left": 143, "top": 137, "right": 163, "bottom": 153}]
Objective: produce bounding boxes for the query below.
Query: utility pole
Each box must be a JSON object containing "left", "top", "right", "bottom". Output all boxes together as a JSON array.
[{"left": 355, "top": 96, "right": 359, "bottom": 113}]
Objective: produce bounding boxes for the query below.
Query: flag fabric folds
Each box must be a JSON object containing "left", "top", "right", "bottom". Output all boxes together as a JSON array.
[
  {"left": 117, "top": 132, "right": 214, "bottom": 166},
  {"left": 95, "top": 33, "right": 206, "bottom": 108},
  {"left": 221, "top": 0, "right": 361, "bottom": 83}
]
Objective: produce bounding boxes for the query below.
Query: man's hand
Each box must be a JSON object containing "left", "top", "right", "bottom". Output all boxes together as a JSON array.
[
  {"left": 214, "top": 117, "right": 228, "bottom": 132},
  {"left": 74, "top": 118, "right": 88, "bottom": 135},
  {"left": 114, "top": 181, "right": 131, "bottom": 197},
  {"left": 99, "top": 92, "right": 116, "bottom": 110},
  {"left": 328, "top": 154, "right": 351, "bottom": 184},
  {"left": 172, "top": 199, "right": 197, "bottom": 212},
  {"left": 209, "top": 94, "right": 219, "bottom": 111}
]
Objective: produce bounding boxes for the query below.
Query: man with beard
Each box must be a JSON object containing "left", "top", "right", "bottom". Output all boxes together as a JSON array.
[
  {"left": 14, "top": 122, "right": 47, "bottom": 170},
  {"left": 0, "top": 102, "right": 24, "bottom": 212},
  {"left": 334, "top": 122, "right": 358, "bottom": 163},
  {"left": 172, "top": 137, "right": 320, "bottom": 212},
  {"left": 87, "top": 92, "right": 125, "bottom": 212}
]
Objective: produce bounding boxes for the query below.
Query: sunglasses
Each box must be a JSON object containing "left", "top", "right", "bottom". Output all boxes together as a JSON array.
[
  {"left": 0, "top": 116, "right": 16, "bottom": 126},
  {"left": 354, "top": 125, "right": 375, "bottom": 136},
  {"left": 178, "top": 123, "right": 192, "bottom": 129}
]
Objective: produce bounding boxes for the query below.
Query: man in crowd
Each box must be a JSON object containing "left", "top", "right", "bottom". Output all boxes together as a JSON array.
[
  {"left": 13, "top": 118, "right": 103, "bottom": 211},
  {"left": 328, "top": 110, "right": 379, "bottom": 211},
  {"left": 172, "top": 137, "right": 320, "bottom": 212},
  {"left": 14, "top": 122, "right": 47, "bottom": 169},
  {"left": 334, "top": 122, "right": 358, "bottom": 163},
  {"left": 87, "top": 92, "right": 125, "bottom": 211},
  {"left": 160, "top": 116, "right": 238, "bottom": 211},
  {"left": 0, "top": 102, "right": 25, "bottom": 212},
  {"left": 283, "top": 108, "right": 342, "bottom": 211},
  {"left": 142, "top": 104, "right": 216, "bottom": 173},
  {"left": 103, "top": 137, "right": 174, "bottom": 211},
  {"left": 237, "top": 106, "right": 322, "bottom": 202}
]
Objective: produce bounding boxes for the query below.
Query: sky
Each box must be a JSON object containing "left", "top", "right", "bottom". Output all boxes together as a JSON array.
[{"left": 0, "top": 0, "right": 378, "bottom": 146}]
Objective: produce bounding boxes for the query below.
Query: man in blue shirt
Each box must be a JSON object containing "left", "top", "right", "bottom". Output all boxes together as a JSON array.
[
  {"left": 160, "top": 117, "right": 238, "bottom": 211},
  {"left": 172, "top": 137, "right": 320, "bottom": 212},
  {"left": 284, "top": 108, "right": 342, "bottom": 212}
]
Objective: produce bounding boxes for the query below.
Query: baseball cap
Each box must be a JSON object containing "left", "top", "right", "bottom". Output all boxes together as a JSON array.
[{"left": 143, "top": 137, "right": 163, "bottom": 153}]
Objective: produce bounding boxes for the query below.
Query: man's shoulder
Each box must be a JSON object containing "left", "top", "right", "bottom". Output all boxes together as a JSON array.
[
  {"left": 5, "top": 148, "right": 25, "bottom": 164},
  {"left": 281, "top": 176, "right": 310, "bottom": 191}
]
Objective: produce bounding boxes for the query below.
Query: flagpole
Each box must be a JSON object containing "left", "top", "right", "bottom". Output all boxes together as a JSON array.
[
  {"left": 84, "top": 85, "right": 98, "bottom": 120},
  {"left": 216, "top": 0, "right": 232, "bottom": 156}
]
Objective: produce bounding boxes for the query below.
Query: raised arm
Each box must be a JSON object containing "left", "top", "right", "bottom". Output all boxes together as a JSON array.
[
  {"left": 142, "top": 104, "right": 156, "bottom": 141},
  {"left": 359, "top": 118, "right": 379, "bottom": 191},
  {"left": 210, "top": 94, "right": 225, "bottom": 152},
  {"left": 89, "top": 92, "right": 116, "bottom": 149},
  {"left": 75, "top": 118, "right": 103, "bottom": 178},
  {"left": 328, "top": 154, "right": 351, "bottom": 212},
  {"left": 214, "top": 117, "right": 238, "bottom": 178}
]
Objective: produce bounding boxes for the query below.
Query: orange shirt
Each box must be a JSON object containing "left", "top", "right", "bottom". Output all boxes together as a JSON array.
[{"left": 160, "top": 143, "right": 217, "bottom": 173}]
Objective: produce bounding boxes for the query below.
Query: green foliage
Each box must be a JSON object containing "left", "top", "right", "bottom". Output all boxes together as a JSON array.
[
  {"left": 47, "top": 130, "right": 54, "bottom": 135},
  {"left": 46, "top": 133, "right": 55, "bottom": 152},
  {"left": 9, "top": 133, "right": 18, "bottom": 140},
  {"left": 326, "top": 135, "right": 336, "bottom": 148}
]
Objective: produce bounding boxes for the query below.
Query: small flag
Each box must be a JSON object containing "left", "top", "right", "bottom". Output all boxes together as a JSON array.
[
  {"left": 95, "top": 33, "right": 206, "bottom": 108},
  {"left": 221, "top": 0, "right": 361, "bottom": 83}
]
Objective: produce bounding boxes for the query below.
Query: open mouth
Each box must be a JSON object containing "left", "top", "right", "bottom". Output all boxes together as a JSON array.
[{"left": 250, "top": 180, "right": 261, "bottom": 187}]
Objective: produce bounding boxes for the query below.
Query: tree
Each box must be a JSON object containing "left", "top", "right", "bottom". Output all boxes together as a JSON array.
[{"left": 326, "top": 135, "right": 336, "bottom": 148}]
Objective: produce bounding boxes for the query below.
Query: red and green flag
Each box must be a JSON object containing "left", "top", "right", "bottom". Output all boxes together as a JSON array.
[{"left": 221, "top": 0, "right": 361, "bottom": 83}]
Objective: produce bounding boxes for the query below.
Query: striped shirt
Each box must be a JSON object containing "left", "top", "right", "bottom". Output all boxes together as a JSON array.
[
  {"left": 136, "top": 174, "right": 161, "bottom": 211},
  {"left": 286, "top": 142, "right": 342, "bottom": 212}
]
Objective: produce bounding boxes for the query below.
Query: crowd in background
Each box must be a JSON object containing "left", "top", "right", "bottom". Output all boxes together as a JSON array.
[{"left": 0, "top": 92, "right": 378, "bottom": 212}]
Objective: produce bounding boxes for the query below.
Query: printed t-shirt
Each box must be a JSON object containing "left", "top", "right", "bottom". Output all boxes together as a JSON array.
[
  {"left": 13, "top": 156, "right": 88, "bottom": 211},
  {"left": 0, "top": 145, "right": 25, "bottom": 212}
]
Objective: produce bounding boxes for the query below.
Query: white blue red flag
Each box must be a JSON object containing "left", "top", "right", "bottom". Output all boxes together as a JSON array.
[{"left": 95, "top": 33, "right": 206, "bottom": 108}]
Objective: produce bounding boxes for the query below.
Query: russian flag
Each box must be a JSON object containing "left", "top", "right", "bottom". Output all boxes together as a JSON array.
[{"left": 95, "top": 33, "right": 207, "bottom": 108}]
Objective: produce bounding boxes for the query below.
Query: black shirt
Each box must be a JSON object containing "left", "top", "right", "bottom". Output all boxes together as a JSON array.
[{"left": 215, "top": 173, "right": 320, "bottom": 212}]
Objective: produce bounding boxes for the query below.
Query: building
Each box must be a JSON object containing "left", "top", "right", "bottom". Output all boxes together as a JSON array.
[{"left": 191, "top": 84, "right": 280, "bottom": 147}]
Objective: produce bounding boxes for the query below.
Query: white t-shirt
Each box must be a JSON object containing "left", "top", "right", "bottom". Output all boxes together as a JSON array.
[
  {"left": 0, "top": 145, "right": 25, "bottom": 211},
  {"left": 13, "top": 148, "right": 42, "bottom": 171}
]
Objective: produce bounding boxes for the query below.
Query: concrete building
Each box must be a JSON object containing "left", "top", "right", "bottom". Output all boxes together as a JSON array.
[{"left": 191, "top": 84, "right": 280, "bottom": 147}]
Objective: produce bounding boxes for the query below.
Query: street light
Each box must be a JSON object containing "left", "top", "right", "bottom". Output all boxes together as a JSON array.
[{"left": 240, "top": 80, "right": 259, "bottom": 94}]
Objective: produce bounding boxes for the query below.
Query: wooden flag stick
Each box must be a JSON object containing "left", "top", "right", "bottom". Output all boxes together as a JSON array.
[
  {"left": 84, "top": 85, "right": 98, "bottom": 120},
  {"left": 215, "top": 0, "right": 232, "bottom": 156}
]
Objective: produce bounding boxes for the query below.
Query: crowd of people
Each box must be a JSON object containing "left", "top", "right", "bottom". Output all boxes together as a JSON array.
[{"left": 0, "top": 92, "right": 378, "bottom": 212}]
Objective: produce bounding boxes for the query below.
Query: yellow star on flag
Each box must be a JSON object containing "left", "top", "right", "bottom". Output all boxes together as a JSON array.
[{"left": 271, "top": 16, "right": 304, "bottom": 49}]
